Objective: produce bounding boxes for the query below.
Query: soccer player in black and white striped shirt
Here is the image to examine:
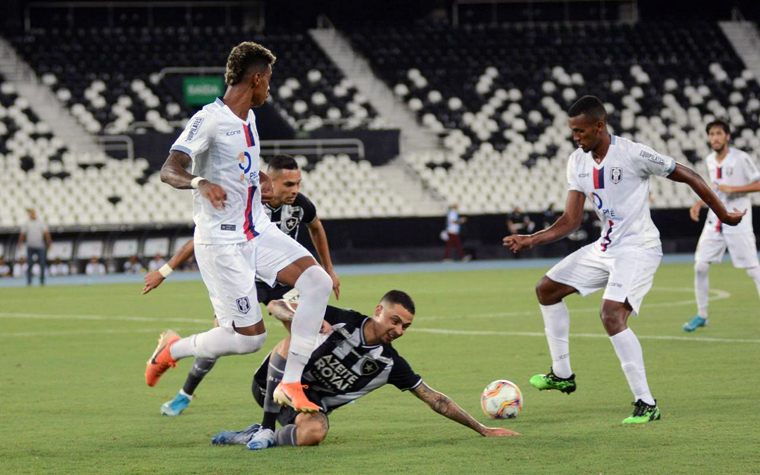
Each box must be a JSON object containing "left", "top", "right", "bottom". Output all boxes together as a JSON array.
[{"left": 212, "top": 290, "right": 519, "bottom": 449}]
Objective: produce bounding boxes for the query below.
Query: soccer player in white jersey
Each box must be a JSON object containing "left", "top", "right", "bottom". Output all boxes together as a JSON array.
[
  {"left": 503, "top": 96, "right": 744, "bottom": 424},
  {"left": 146, "top": 42, "right": 333, "bottom": 414},
  {"left": 684, "top": 119, "right": 760, "bottom": 331}
]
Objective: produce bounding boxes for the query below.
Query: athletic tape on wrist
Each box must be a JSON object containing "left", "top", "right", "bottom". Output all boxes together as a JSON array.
[
  {"left": 158, "top": 263, "right": 173, "bottom": 278},
  {"left": 190, "top": 176, "right": 205, "bottom": 189}
]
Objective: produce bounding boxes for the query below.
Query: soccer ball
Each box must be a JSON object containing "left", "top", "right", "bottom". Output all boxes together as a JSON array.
[{"left": 481, "top": 380, "right": 522, "bottom": 419}]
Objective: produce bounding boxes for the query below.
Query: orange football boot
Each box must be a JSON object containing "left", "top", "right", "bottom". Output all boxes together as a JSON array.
[
  {"left": 145, "top": 330, "right": 180, "bottom": 387},
  {"left": 273, "top": 382, "right": 320, "bottom": 413}
]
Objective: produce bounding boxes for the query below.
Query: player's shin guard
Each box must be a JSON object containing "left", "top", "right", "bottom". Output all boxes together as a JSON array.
[
  {"left": 539, "top": 301, "right": 573, "bottom": 379},
  {"left": 282, "top": 266, "right": 332, "bottom": 383},
  {"left": 183, "top": 358, "right": 217, "bottom": 396},
  {"left": 694, "top": 261, "right": 710, "bottom": 318},
  {"left": 262, "top": 353, "right": 287, "bottom": 430},
  {"left": 610, "top": 328, "right": 655, "bottom": 406},
  {"left": 170, "top": 327, "right": 267, "bottom": 360},
  {"left": 274, "top": 424, "right": 298, "bottom": 446}
]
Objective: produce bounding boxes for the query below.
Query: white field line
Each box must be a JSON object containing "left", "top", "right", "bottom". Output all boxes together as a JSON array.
[
  {"left": 0, "top": 328, "right": 195, "bottom": 338},
  {"left": 413, "top": 328, "right": 760, "bottom": 344},
  {"left": 0, "top": 313, "right": 209, "bottom": 324},
  {"left": 416, "top": 288, "right": 731, "bottom": 322}
]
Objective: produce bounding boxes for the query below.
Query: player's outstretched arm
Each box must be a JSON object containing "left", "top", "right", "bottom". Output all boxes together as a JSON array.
[
  {"left": 266, "top": 300, "right": 332, "bottom": 334},
  {"left": 306, "top": 217, "right": 340, "bottom": 299},
  {"left": 503, "top": 190, "right": 585, "bottom": 253},
  {"left": 411, "top": 382, "right": 520, "bottom": 436},
  {"left": 668, "top": 163, "right": 745, "bottom": 226},
  {"left": 142, "top": 238, "right": 195, "bottom": 294},
  {"left": 259, "top": 171, "right": 274, "bottom": 204},
  {"left": 160, "top": 151, "right": 227, "bottom": 209},
  {"left": 717, "top": 181, "right": 760, "bottom": 194}
]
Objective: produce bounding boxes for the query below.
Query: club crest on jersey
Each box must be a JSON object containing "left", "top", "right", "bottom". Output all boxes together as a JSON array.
[
  {"left": 284, "top": 217, "right": 299, "bottom": 232},
  {"left": 236, "top": 297, "right": 251, "bottom": 314},
  {"left": 611, "top": 167, "right": 623, "bottom": 184},
  {"left": 359, "top": 357, "right": 380, "bottom": 376}
]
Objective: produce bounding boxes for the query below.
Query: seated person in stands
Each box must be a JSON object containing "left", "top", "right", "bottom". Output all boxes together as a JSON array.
[
  {"left": 0, "top": 258, "right": 10, "bottom": 277},
  {"left": 506, "top": 206, "right": 536, "bottom": 235},
  {"left": 147, "top": 253, "right": 166, "bottom": 272},
  {"left": 179, "top": 255, "right": 198, "bottom": 272},
  {"left": 86, "top": 257, "right": 107, "bottom": 276},
  {"left": 49, "top": 258, "right": 70, "bottom": 276},
  {"left": 13, "top": 257, "right": 28, "bottom": 278},
  {"left": 123, "top": 255, "right": 144, "bottom": 274}
]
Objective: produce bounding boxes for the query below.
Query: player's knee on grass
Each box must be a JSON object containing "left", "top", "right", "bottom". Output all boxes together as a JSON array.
[{"left": 295, "top": 413, "right": 329, "bottom": 446}]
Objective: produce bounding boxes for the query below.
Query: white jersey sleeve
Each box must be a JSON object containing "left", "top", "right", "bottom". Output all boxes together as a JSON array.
[
  {"left": 631, "top": 144, "right": 677, "bottom": 178},
  {"left": 170, "top": 111, "right": 218, "bottom": 159},
  {"left": 566, "top": 154, "right": 583, "bottom": 192},
  {"left": 740, "top": 152, "right": 760, "bottom": 183}
]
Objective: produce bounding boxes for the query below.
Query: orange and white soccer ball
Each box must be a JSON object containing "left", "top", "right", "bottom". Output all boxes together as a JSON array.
[{"left": 481, "top": 380, "right": 522, "bottom": 419}]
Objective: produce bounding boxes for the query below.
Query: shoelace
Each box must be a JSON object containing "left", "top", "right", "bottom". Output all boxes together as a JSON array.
[{"left": 631, "top": 401, "right": 651, "bottom": 417}]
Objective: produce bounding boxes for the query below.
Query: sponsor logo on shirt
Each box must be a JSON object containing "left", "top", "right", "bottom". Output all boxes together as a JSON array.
[
  {"left": 237, "top": 151, "right": 255, "bottom": 182},
  {"left": 226, "top": 130, "right": 241, "bottom": 136},
  {"left": 221, "top": 224, "right": 236, "bottom": 231},
  {"left": 185, "top": 117, "right": 204, "bottom": 142},
  {"left": 639, "top": 150, "right": 663, "bottom": 165},
  {"left": 312, "top": 354, "right": 359, "bottom": 391},
  {"left": 578, "top": 173, "right": 590, "bottom": 178}
]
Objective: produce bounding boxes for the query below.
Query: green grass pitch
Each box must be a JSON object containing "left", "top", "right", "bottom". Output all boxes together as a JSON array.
[{"left": 1, "top": 262, "right": 758, "bottom": 474}]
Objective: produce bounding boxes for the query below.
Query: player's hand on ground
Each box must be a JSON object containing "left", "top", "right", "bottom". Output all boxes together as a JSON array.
[
  {"left": 720, "top": 208, "right": 746, "bottom": 226},
  {"left": 503, "top": 234, "right": 534, "bottom": 253},
  {"left": 689, "top": 203, "right": 702, "bottom": 222},
  {"left": 320, "top": 321, "right": 333, "bottom": 334},
  {"left": 327, "top": 268, "right": 340, "bottom": 300},
  {"left": 480, "top": 427, "right": 520, "bottom": 437},
  {"left": 717, "top": 184, "right": 734, "bottom": 194},
  {"left": 199, "top": 180, "right": 227, "bottom": 209},
  {"left": 260, "top": 174, "right": 274, "bottom": 204},
  {"left": 142, "top": 271, "right": 165, "bottom": 294}
]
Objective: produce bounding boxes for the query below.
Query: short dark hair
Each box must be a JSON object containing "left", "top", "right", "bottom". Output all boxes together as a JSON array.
[
  {"left": 225, "top": 41, "right": 276, "bottom": 86},
  {"left": 705, "top": 118, "right": 730, "bottom": 135},
  {"left": 568, "top": 95, "right": 608, "bottom": 122},
  {"left": 267, "top": 154, "right": 299, "bottom": 174},
  {"left": 380, "top": 290, "right": 416, "bottom": 315}
]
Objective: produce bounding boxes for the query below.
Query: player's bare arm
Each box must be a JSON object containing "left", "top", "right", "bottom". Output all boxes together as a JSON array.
[
  {"left": 160, "top": 150, "right": 227, "bottom": 209},
  {"left": 717, "top": 181, "right": 760, "bottom": 194},
  {"left": 689, "top": 199, "right": 706, "bottom": 222},
  {"left": 411, "top": 382, "right": 520, "bottom": 436},
  {"left": 503, "top": 190, "right": 585, "bottom": 253},
  {"left": 142, "top": 238, "right": 195, "bottom": 294},
  {"left": 306, "top": 216, "right": 340, "bottom": 299},
  {"left": 668, "top": 163, "right": 744, "bottom": 226}
]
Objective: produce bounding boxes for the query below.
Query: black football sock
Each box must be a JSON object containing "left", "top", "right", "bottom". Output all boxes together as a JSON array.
[
  {"left": 261, "top": 352, "right": 287, "bottom": 430},
  {"left": 182, "top": 358, "right": 217, "bottom": 396}
]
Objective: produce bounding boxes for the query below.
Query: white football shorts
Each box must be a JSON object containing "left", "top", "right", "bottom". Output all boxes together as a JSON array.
[
  {"left": 252, "top": 227, "right": 313, "bottom": 286},
  {"left": 546, "top": 242, "right": 663, "bottom": 316},
  {"left": 695, "top": 225, "right": 759, "bottom": 269},
  {"left": 195, "top": 240, "right": 261, "bottom": 328}
]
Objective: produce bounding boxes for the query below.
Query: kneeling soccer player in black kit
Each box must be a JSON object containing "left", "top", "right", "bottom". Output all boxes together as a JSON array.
[{"left": 212, "top": 290, "right": 519, "bottom": 449}]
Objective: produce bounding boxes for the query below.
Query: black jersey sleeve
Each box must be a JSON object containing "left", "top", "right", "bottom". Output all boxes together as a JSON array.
[
  {"left": 323, "top": 305, "right": 366, "bottom": 326},
  {"left": 294, "top": 193, "right": 318, "bottom": 224},
  {"left": 388, "top": 351, "right": 423, "bottom": 391}
]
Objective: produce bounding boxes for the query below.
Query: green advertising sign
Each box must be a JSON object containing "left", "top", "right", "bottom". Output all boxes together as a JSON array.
[{"left": 183, "top": 76, "right": 224, "bottom": 106}]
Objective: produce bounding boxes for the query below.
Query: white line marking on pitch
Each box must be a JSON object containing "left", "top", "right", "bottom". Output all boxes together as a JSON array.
[
  {"left": 417, "top": 287, "right": 730, "bottom": 321},
  {"left": 0, "top": 313, "right": 210, "bottom": 324},
  {"left": 0, "top": 328, "right": 195, "bottom": 338},
  {"left": 413, "top": 328, "right": 760, "bottom": 344}
]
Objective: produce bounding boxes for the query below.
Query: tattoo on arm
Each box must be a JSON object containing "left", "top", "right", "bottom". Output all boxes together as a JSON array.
[
  {"left": 167, "top": 239, "right": 194, "bottom": 269},
  {"left": 412, "top": 382, "right": 483, "bottom": 434},
  {"left": 160, "top": 151, "right": 194, "bottom": 189}
]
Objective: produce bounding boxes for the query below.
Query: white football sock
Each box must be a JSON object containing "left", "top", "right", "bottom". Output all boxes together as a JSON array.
[
  {"left": 170, "top": 326, "right": 266, "bottom": 360},
  {"left": 694, "top": 261, "right": 710, "bottom": 318},
  {"left": 282, "top": 266, "right": 333, "bottom": 383},
  {"left": 540, "top": 301, "right": 573, "bottom": 379},
  {"left": 609, "top": 328, "right": 655, "bottom": 406},
  {"left": 745, "top": 266, "right": 760, "bottom": 301}
]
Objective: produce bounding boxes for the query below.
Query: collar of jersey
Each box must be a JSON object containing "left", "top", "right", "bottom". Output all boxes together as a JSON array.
[
  {"left": 589, "top": 135, "right": 617, "bottom": 169},
  {"left": 360, "top": 318, "right": 381, "bottom": 348},
  {"left": 215, "top": 97, "right": 252, "bottom": 125}
]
